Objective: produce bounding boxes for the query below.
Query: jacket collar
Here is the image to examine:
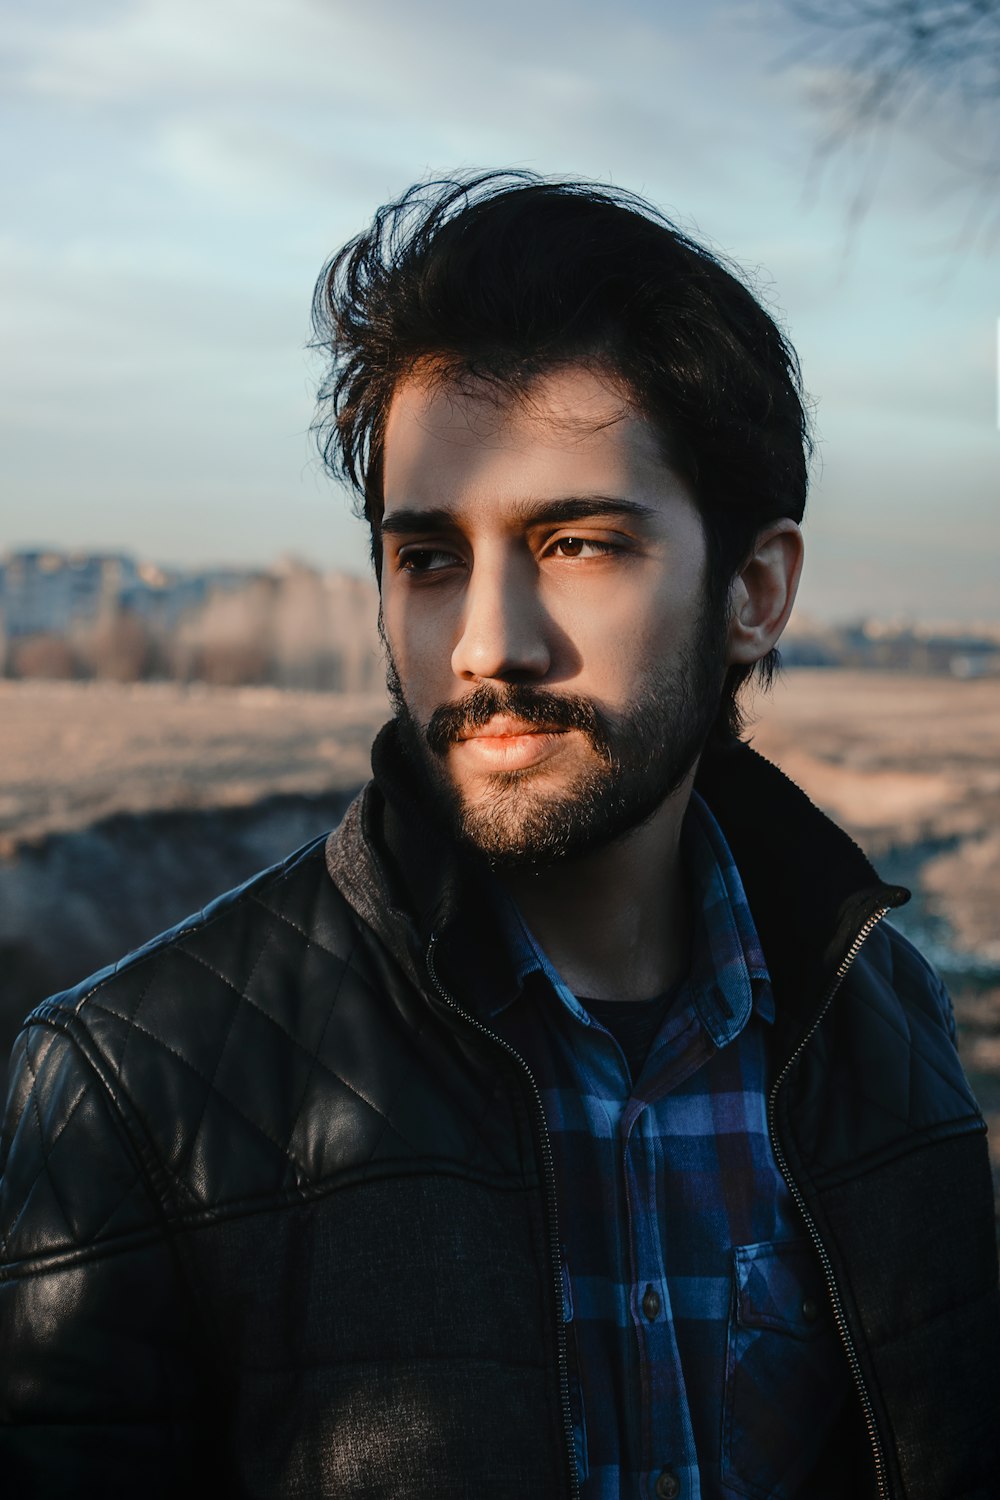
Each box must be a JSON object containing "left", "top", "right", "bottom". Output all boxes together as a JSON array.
[
  {"left": 326, "top": 721, "right": 524, "bottom": 1011},
  {"left": 326, "top": 719, "right": 909, "bottom": 1049},
  {"left": 693, "top": 740, "right": 908, "bottom": 1055}
]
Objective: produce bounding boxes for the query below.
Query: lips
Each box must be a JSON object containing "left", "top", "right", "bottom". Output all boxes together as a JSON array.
[
  {"left": 451, "top": 719, "right": 570, "bottom": 771},
  {"left": 423, "top": 685, "right": 600, "bottom": 761},
  {"left": 457, "top": 716, "right": 566, "bottom": 742}
]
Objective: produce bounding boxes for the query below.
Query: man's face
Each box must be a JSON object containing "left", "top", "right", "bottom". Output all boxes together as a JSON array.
[{"left": 379, "top": 363, "right": 730, "bottom": 867}]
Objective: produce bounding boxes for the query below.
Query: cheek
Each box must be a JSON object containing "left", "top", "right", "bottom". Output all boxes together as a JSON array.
[
  {"left": 554, "top": 573, "right": 702, "bottom": 690},
  {"left": 381, "top": 595, "right": 455, "bottom": 708}
]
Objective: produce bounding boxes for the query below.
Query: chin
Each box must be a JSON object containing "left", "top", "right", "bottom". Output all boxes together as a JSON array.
[{"left": 453, "top": 785, "right": 628, "bottom": 870}]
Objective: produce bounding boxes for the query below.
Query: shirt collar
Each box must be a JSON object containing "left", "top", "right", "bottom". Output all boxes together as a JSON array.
[{"left": 493, "top": 790, "right": 774, "bottom": 1046}]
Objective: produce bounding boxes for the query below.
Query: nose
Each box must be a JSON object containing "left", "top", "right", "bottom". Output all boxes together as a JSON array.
[{"left": 451, "top": 550, "right": 551, "bottom": 683}]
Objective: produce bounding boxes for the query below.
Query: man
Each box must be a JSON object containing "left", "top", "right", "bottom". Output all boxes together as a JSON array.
[{"left": 1, "top": 174, "right": 997, "bottom": 1500}]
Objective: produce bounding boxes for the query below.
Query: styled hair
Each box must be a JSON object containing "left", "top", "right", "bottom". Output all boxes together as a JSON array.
[{"left": 311, "top": 170, "right": 810, "bottom": 741}]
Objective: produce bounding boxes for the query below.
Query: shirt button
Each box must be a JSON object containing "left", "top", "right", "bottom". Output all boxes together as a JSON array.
[
  {"left": 801, "top": 1297, "right": 820, "bottom": 1323},
  {"left": 654, "top": 1468, "right": 681, "bottom": 1499},
  {"left": 642, "top": 1285, "right": 661, "bottom": 1320}
]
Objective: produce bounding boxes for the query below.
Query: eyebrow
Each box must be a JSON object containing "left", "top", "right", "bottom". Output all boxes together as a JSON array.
[{"left": 380, "top": 496, "right": 658, "bottom": 536}]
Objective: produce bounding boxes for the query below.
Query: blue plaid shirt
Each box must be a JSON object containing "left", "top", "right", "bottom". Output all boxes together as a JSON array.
[{"left": 488, "top": 793, "right": 849, "bottom": 1500}]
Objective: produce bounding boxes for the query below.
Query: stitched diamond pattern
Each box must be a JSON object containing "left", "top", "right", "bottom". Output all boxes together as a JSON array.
[
  {"left": 2, "top": 841, "right": 522, "bottom": 1266},
  {"left": 0, "top": 1024, "right": 151, "bottom": 1264},
  {"left": 792, "top": 922, "right": 981, "bottom": 1183}
]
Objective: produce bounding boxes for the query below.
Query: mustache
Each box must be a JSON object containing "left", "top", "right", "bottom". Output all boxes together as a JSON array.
[{"left": 425, "top": 683, "right": 613, "bottom": 761}]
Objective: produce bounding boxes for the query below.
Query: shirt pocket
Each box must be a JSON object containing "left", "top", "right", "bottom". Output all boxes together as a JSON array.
[{"left": 721, "top": 1239, "right": 846, "bottom": 1500}]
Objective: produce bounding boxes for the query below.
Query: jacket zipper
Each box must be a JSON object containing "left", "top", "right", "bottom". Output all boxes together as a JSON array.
[
  {"left": 766, "top": 906, "right": 892, "bottom": 1500},
  {"left": 426, "top": 935, "right": 581, "bottom": 1500}
]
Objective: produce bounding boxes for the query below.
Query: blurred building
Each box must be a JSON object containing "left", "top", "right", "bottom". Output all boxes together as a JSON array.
[
  {"left": 780, "top": 612, "right": 1000, "bottom": 678},
  {"left": 0, "top": 549, "right": 381, "bottom": 690}
]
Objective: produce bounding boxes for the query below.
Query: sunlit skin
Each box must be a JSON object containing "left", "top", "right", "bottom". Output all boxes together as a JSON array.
[{"left": 380, "top": 364, "right": 803, "bottom": 1001}]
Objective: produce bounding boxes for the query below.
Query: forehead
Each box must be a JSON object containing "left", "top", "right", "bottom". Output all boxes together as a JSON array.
[{"left": 381, "top": 364, "right": 683, "bottom": 518}]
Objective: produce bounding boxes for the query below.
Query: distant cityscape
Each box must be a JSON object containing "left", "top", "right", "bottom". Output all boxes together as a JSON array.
[
  {"left": 0, "top": 549, "right": 382, "bottom": 692},
  {"left": 2, "top": 548, "right": 1000, "bottom": 686},
  {"left": 781, "top": 612, "right": 1000, "bottom": 679}
]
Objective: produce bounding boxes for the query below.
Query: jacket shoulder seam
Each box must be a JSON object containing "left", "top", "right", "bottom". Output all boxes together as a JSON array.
[
  {"left": 809, "top": 1112, "right": 987, "bottom": 1190},
  {"left": 1, "top": 1156, "right": 537, "bottom": 1276}
]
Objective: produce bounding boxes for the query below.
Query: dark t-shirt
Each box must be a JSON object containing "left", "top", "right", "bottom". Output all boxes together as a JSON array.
[{"left": 581, "top": 986, "right": 681, "bottom": 1082}]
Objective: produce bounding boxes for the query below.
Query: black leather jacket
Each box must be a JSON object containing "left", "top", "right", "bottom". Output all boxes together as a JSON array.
[{"left": 1, "top": 728, "right": 998, "bottom": 1500}]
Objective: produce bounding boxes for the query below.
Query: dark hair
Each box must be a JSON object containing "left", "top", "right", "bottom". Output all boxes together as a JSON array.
[{"left": 311, "top": 170, "right": 810, "bottom": 741}]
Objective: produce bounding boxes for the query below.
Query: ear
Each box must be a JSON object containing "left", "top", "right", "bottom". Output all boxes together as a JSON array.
[{"left": 726, "top": 520, "right": 804, "bottom": 667}]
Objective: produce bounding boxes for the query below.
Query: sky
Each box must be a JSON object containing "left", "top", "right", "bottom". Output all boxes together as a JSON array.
[{"left": 2, "top": 0, "right": 997, "bottom": 622}]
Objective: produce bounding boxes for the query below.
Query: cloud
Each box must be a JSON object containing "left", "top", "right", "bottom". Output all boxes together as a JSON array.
[{"left": 6, "top": 0, "right": 759, "bottom": 204}]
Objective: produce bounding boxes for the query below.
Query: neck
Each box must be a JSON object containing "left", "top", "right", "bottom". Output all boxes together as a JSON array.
[{"left": 498, "top": 773, "right": 695, "bottom": 1002}]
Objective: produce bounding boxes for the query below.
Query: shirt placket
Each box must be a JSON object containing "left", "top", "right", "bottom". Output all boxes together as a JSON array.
[{"left": 621, "top": 1095, "right": 702, "bottom": 1500}]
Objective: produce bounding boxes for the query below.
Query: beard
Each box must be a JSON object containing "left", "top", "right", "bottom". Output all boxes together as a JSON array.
[{"left": 383, "top": 597, "right": 729, "bottom": 871}]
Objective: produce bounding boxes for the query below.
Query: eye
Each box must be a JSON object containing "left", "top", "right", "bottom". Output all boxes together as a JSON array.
[
  {"left": 549, "top": 535, "right": 618, "bottom": 559},
  {"left": 397, "top": 546, "right": 461, "bottom": 573}
]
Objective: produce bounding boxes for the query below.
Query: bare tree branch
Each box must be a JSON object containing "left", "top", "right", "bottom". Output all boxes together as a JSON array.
[{"left": 776, "top": 0, "right": 1000, "bottom": 243}]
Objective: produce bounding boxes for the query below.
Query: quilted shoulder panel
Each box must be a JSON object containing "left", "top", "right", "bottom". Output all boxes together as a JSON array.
[
  {"left": 786, "top": 921, "right": 984, "bottom": 1187},
  {"left": 3, "top": 837, "right": 525, "bottom": 1264},
  {"left": 0, "top": 1020, "right": 161, "bottom": 1268}
]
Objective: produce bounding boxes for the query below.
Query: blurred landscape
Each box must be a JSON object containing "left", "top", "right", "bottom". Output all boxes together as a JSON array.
[{"left": 1, "top": 551, "right": 997, "bottom": 1219}]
